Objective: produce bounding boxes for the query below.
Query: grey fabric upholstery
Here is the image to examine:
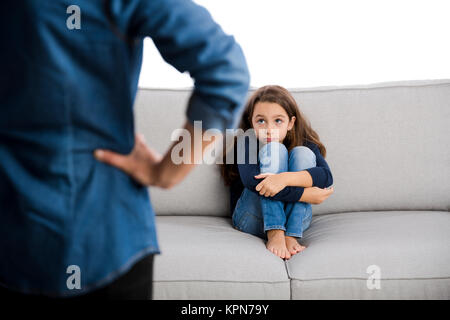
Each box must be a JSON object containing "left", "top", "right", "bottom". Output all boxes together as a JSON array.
[
  {"left": 153, "top": 211, "right": 450, "bottom": 300},
  {"left": 133, "top": 79, "right": 450, "bottom": 299},
  {"left": 153, "top": 216, "right": 290, "bottom": 300},
  {"left": 287, "top": 210, "right": 450, "bottom": 299}
]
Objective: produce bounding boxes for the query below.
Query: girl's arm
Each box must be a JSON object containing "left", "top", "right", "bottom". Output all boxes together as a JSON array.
[
  {"left": 238, "top": 136, "right": 334, "bottom": 204},
  {"left": 237, "top": 137, "right": 307, "bottom": 203},
  {"left": 240, "top": 161, "right": 334, "bottom": 204},
  {"left": 300, "top": 186, "right": 334, "bottom": 205},
  {"left": 265, "top": 170, "right": 313, "bottom": 188},
  {"left": 280, "top": 142, "right": 333, "bottom": 188},
  {"left": 302, "top": 142, "right": 334, "bottom": 188},
  {"left": 255, "top": 142, "right": 333, "bottom": 193},
  {"left": 238, "top": 157, "right": 307, "bottom": 202}
]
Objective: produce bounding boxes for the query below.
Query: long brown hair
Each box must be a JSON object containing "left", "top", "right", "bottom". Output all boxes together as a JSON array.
[{"left": 219, "top": 85, "right": 327, "bottom": 186}]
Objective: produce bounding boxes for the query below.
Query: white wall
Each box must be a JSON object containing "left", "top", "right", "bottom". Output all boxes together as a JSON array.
[{"left": 138, "top": 0, "right": 450, "bottom": 89}]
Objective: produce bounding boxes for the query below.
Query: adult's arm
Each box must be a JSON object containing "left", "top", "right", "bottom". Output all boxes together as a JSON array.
[
  {"left": 100, "top": 0, "right": 250, "bottom": 188},
  {"left": 115, "top": 0, "right": 251, "bottom": 132}
]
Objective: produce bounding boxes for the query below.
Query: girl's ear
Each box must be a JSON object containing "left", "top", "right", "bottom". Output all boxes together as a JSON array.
[{"left": 288, "top": 116, "right": 296, "bottom": 130}]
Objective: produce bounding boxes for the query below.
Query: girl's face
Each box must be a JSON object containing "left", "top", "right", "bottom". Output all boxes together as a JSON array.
[{"left": 251, "top": 101, "right": 296, "bottom": 144}]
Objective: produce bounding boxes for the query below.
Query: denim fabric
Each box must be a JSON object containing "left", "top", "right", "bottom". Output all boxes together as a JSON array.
[
  {"left": 231, "top": 134, "right": 333, "bottom": 216},
  {"left": 232, "top": 142, "right": 316, "bottom": 239},
  {"left": 0, "top": 0, "right": 249, "bottom": 297}
]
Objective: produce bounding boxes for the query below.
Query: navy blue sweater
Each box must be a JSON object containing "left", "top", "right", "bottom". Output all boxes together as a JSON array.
[{"left": 229, "top": 137, "right": 333, "bottom": 215}]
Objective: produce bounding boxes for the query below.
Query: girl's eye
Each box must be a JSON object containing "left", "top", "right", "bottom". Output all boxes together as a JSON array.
[
  {"left": 275, "top": 119, "right": 282, "bottom": 124},
  {"left": 257, "top": 119, "right": 265, "bottom": 124}
]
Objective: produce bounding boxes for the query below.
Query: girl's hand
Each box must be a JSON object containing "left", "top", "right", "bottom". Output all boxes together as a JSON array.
[
  {"left": 94, "top": 134, "right": 163, "bottom": 187},
  {"left": 300, "top": 186, "right": 334, "bottom": 204},
  {"left": 254, "top": 173, "right": 287, "bottom": 197}
]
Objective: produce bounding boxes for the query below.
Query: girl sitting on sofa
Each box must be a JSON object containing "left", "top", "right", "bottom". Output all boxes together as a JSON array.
[{"left": 220, "top": 85, "right": 334, "bottom": 260}]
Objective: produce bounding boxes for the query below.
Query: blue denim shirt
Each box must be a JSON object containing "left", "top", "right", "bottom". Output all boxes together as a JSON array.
[{"left": 0, "top": 0, "right": 249, "bottom": 297}]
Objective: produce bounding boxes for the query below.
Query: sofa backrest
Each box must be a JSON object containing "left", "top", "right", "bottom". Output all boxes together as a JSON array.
[{"left": 134, "top": 79, "right": 450, "bottom": 216}]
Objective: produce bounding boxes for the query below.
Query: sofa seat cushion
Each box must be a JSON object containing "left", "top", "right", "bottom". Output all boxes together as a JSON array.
[
  {"left": 153, "top": 216, "right": 290, "bottom": 299},
  {"left": 287, "top": 211, "right": 450, "bottom": 299}
]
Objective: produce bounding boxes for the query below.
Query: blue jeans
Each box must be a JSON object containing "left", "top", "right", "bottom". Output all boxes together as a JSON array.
[{"left": 232, "top": 142, "right": 316, "bottom": 239}]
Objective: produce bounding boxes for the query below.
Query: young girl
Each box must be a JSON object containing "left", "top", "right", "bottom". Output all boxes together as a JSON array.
[{"left": 220, "top": 85, "right": 334, "bottom": 260}]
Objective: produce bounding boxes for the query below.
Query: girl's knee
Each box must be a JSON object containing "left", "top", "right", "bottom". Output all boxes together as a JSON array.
[
  {"left": 259, "top": 141, "right": 288, "bottom": 155},
  {"left": 258, "top": 142, "right": 288, "bottom": 173},
  {"left": 289, "top": 146, "right": 316, "bottom": 170}
]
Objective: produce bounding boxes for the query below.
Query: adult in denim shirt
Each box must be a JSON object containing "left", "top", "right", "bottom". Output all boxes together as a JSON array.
[{"left": 0, "top": 0, "right": 249, "bottom": 299}]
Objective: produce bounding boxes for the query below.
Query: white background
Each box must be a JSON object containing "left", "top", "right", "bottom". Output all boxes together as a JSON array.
[{"left": 138, "top": 0, "right": 450, "bottom": 89}]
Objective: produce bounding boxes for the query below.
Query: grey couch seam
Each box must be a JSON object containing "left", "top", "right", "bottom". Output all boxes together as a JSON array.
[
  {"left": 153, "top": 277, "right": 450, "bottom": 287},
  {"left": 289, "top": 276, "right": 450, "bottom": 282},
  {"left": 313, "top": 208, "right": 450, "bottom": 216},
  {"left": 139, "top": 80, "right": 450, "bottom": 94},
  {"left": 153, "top": 280, "right": 289, "bottom": 283},
  {"left": 155, "top": 276, "right": 450, "bottom": 283},
  {"left": 283, "top": 261, "right": 292, "bottom": 300},
  {"left": 266, "top": 81, "right": 450, "bottom": 93},
  {"left": 154, "top": 209, "right": 450, "bottom": 217}
]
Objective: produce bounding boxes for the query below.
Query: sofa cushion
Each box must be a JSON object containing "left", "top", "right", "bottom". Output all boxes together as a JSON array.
[
  {"left": 135, "top": 80, "right": 450, "bottom": 217},
  {"left": 152, "top": 216, "right": 290, "bottom": 299},
  {"left": 286, "top": 210, "right": 450, "bottom": 299}
]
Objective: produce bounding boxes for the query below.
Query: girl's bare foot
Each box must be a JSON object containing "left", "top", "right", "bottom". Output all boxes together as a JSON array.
[
  {"left": 266, "top": 230, "right": 291, "bottom": 260},
  {"left": 285, "top": 236, "right": 306, "bottom": 255}
]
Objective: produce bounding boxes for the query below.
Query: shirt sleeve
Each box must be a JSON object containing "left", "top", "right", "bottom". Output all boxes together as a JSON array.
[
  {"left": 238, "top": 162, "right": 306, "bottom": 203},
  {"left": 237, "top": 136, "right": 306, "bottom": 203},
  {"left": 111, "top": 0, "right": 250, "bottom": 132},
  {"left": 304, "top": 142, "right": 334, "bottom": 188}
]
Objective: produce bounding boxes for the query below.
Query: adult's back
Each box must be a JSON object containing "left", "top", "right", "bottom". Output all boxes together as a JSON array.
[{"left": 0, "top": 0, "right": 249, "bottom": 297}]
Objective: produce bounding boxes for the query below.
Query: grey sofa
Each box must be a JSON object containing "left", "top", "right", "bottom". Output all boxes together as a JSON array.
[{"left": 134, "top": 79, "right": 450, "bottom": 300}]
